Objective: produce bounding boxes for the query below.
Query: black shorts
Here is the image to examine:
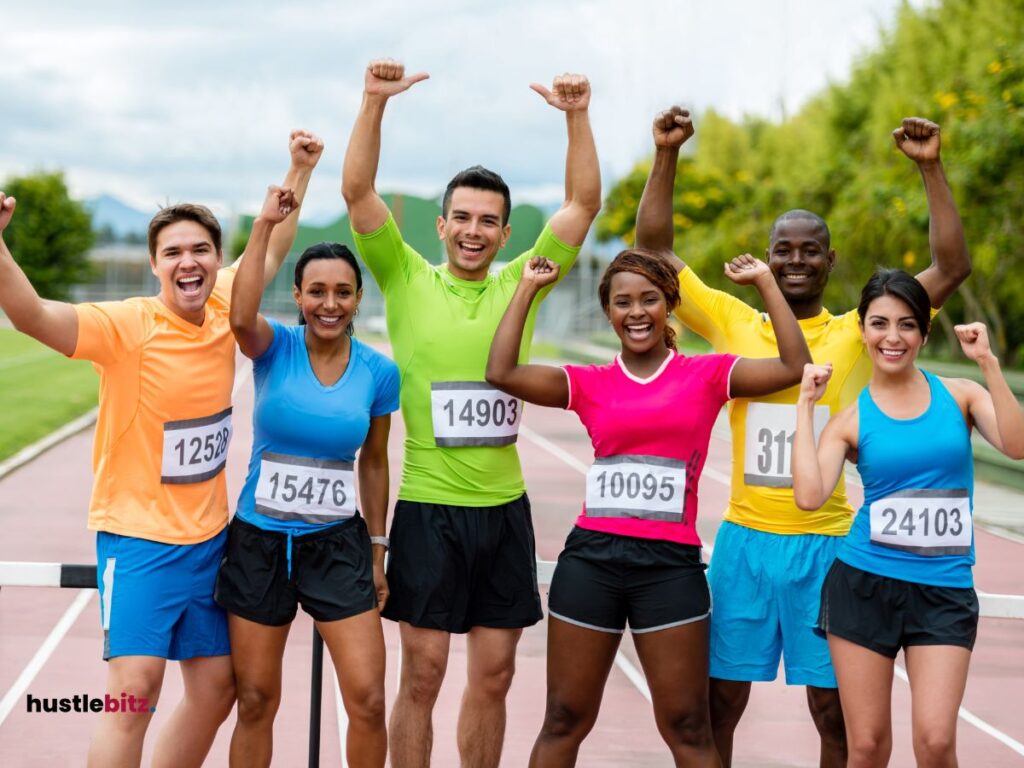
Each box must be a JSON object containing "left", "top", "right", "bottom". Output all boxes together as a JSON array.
[
  {"left": 214, "top": 515, "right": 377, "bottom": 626},
  {"left": 547, "top": 526, "right": 710, "bottom": 634},
  {"left": 817, "top": 559, "right": 979, "bottom": 658},
  {"left": 381, "top": 495, "right": 543, "bottom": 634}
]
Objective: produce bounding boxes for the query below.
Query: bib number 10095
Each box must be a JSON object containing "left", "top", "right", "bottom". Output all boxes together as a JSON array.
[
  {"left": 431, "top": 382, "right": 521, "bottom": 447},
  {"left": 585, "top": 455, "right": 687, "bottom": 523}
]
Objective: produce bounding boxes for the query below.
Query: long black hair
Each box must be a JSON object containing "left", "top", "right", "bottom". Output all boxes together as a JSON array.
[
  {"left": 294, "top": 243, "right": 363, "bottom": 336},
  {"left": 857, "top": 268, "right": 931, "bottom": 336}
]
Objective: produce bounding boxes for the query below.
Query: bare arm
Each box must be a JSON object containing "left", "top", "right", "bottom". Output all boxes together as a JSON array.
[
  {"left": 229, "top": 187, "right": 297, "bottom": 359},
  {"left": 953, "top": 323, "right": 1024, "bottom": 459},
  {"left": 531, "top": 75, "right": 601, "bottom": 247},
  {"left": 894, "top": 118, "right": 971, "bottom": 308},
  {"left": 725, "top": 255, "right": 813, "bottom": 397},
  {"left": 0, "top": 194, "right": 79, "bottom": 356},
  {"left": 342, "top": 59, "right": 429, "bottom": 234},
  {"left": 486, "top": 257, "right": 570, "bottom": 408},
  {"left": 634, "top": 107, "right": 692, "bottom": 273},
  {"left": 792, "top": 364, "right": 856, "bottom": 510},
  {"left": 262, "top": 130, "right": 324, "bottom": 286},
  {"left": 358, "top": 413, "right": 392, "bottom": 610}
]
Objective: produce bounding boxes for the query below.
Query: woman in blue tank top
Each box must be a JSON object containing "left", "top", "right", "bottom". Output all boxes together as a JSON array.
[
  {"left": 791, "top": 269, "right": 1024, "bottom": 767},
  {"left": 214, "top": 188, "right": 399, "bottom": 767}
]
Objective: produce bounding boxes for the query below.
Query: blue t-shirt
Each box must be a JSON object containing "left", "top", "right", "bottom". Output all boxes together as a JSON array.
[
  {"left": 236, "top": 320, "right": 400, "bottom": 533},
  {"left": 838, "top": 370, "right": 975, "bottom": 588}
]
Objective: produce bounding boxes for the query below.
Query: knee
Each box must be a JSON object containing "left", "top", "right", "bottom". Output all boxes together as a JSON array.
[
  {"left": 235, "top": 683, "right": 280, "bottom": 724},
  {"left": 345, "top": 682, "right": 386, "bottom": 727},
  {"left": 913, "top": 727, "right": 956, "bottom": 764},
  {"left": 403, "top": 658, "right": 446, "bottom": 706},
  {"left": 709, "top": 680, "right": 749, "bottom": 730},
  {"left": 658, "top": 707, "right": 714, "bottom": 750},
  {"left": 847, "top": 730, "right": 891, "bottom": 767},
  {"left": 468, "top": 658, "right": 515, "bottom": 701},
  {"left": 807, "top": 688, "right": 847, "bottom": 748},
  {"left": 539, "top": 697, "right": 595, "bottom": 741}
]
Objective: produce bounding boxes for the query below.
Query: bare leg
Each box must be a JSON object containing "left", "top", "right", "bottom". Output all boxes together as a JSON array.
[
  {"left": 529, "top": 617, "right": 622, "bottom": 768},
  {"left": 87, "top": 655, "right": 166, "bottom": 768},
  {"left": 318, "top": 609, "right": 387, "bottom": 768},
  {"left": 634, "top": 619, "right": 720, "bottom": 768},
  {"left": 806, "top": 685, "right": 848, "bottom": 768},
  {"left": 153, "top": 654, "right": 235, "bottom": 768},
  {"left": 828, "top": 634, "right": 895, "bottom": 768},
  {"left": 389, "top": 622, "right": 450, "bottom": 768},
  {"left": 457, "top": 626, "right": 523, "bottom": 768},
  {"left": 225, "top": 615, "right": 290, "bottom": 768},
  {"left": 905, "top": 645, "right": 971, "bottom": 768},
  {"left": 708, "top": 678, "right": 751, "bottom": 766}
]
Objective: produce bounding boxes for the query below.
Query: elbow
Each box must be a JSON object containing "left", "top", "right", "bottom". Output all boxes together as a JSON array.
[
  {"left": 484, "top": 367, "right": 505, "bottom": 389},
  {"left": 793, "top": 490, "right": 818, "bottom": 511}
]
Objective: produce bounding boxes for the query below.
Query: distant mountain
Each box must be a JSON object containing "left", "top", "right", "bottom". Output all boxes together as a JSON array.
[{"left": 84, "top": 194, "right": 153, "bottom": 239}]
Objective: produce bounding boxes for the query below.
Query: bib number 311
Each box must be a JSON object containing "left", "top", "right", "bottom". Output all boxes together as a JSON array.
[
  {"left": 744, "top": 403, "right": 829, "bottom": 487},
  {"left": 431, "top": 382, "right": 521, "bottom": 447}
]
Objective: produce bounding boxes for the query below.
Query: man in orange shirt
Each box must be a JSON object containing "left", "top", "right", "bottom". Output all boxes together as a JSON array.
[{"left": 0, "top": 130, "right": 322, "bottom": 767}]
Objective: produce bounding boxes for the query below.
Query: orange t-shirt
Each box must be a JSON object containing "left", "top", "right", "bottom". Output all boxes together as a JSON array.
[{"left": 72, "top": 267, "right": 237, "bottom": 544}]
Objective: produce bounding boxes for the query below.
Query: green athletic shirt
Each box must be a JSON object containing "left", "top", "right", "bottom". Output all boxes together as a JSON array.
[{"left": 352, "top": 213, "right": 580, "bottom": 506}]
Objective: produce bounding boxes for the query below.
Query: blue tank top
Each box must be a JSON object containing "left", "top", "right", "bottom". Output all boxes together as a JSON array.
[{"left": 837, "top": 369, "right": 975, "bottom": 588}]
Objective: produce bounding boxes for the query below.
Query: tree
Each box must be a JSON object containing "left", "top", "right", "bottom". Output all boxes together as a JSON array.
[{"left": 2, "top": 172, "right": 95, "bottom": 300}]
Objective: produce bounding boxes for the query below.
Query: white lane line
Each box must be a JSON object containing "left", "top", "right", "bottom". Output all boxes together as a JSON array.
[
  {"left": 892, "top": 663, "right": 1024, "bottom": 758},
  {"left": 0, "top": 408, "right": 98, "bottom": 481},
  {"left": 333, "top": 673, "right": 349, "bottom": 768},
  {"left": 522, "top": 421, "right": 1023, "bottom": 751},
  {"left": 0, "top": 590, "right": 94, "bottom": 726}
]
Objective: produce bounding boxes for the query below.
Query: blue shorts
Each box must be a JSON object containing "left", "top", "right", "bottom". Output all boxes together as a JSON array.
[
  {"left": 708, "top": 521, "right": 840, "bottom": 688},
  {"left": 96, "top": 529, "right": 230, "bottom": 661}
]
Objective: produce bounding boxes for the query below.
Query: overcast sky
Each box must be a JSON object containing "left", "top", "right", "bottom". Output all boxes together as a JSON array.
[{"left": 0, "top": 0, "right": 926, "bottom": 223}]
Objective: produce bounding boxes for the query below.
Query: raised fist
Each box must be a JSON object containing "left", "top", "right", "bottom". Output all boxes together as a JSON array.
[
  {"left": 289, "top": 129, "right": 324, "bottom": 169},
  {"left": 530, "top": 73, "right": 591, "bottom": 112},
  {"left": 653, "top": 106, "right": 694, "bottom": 149},
  {"left": 893, "top": 117, "right": 941, "bottom": 164},
  {"left": 521, "top": 256, "right": 561, "bottom": 289},
  {"left": 954, "top": 322, "right": 992, "bottom": 362},
  {"left": 724, "top": 253, "right": 770, "bottom": 286},
  {"left": 0, "top": 193, "right": 15, "bottom": 233},
  {"left": 364, "top": 58, "right": 429, "bottom": 98},
  {"left": 799, "top": 363, "right": 833, "bottom": 404},
  {"left": 259, "top": 186, "right": 297, "bottom": 225}
]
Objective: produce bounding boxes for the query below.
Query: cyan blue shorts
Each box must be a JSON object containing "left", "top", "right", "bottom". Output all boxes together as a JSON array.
[
  {"left": 96, "top": 528, "right": 230, "bottom": 661},
  {"left": 708, "top": 521, "right": 840, "bottom": 688}
]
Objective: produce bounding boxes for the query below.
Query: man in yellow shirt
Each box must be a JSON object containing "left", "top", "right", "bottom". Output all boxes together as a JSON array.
[
  {"left": 0, "top": 131, "right": 321, "bottom": 767},
  {"left": 634, "top": 107, "right": 970, "bottom": 767}
]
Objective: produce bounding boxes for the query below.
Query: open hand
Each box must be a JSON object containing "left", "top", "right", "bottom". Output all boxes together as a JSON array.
[
  {"left": 374, "top": 563, "right": 389, "bottom": 611},
  {"left": 364, "top": 58, "right": 429, "bottom": 98},
  {"left": 893, "top": 117, "right": 941, "bottom": 164},
  {"left": 530, "top": 73, "right": 591, "bottom": 112},
  {"left": 653, "top": 106, "right": 693, "bottom": 149}
]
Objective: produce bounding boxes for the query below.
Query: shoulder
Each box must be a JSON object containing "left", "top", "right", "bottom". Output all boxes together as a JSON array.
[
  {"left": 934, "top": 374, "right": 980, "bottom": 408},
  {"left": 354, "top": 338, "right": 399, "bottom": 375}
]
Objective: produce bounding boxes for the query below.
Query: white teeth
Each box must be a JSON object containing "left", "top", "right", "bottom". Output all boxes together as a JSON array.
[
  {"left": 317, "top": 316, "right": 341, "bottom": 325},
  {"left": 178, "top": 275, "right": 201, "bottom": 283}
]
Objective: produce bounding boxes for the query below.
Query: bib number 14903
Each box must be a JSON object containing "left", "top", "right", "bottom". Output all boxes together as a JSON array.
[{"left": 431, "top": 382, "right": 521, "bottom": 447}]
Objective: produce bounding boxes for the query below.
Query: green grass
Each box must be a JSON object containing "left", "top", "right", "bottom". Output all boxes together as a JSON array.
[{"left": 0, "top": 328, "right": 99, "bottom": 462}]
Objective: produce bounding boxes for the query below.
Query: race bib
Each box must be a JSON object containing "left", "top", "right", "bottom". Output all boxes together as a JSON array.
[
  {"left": 431, "top": 382, "right": 521, "bottom": 447},
  {"left": 254, "top": 452, "right": 356, "bottom": 524},
  {"left": 585, "top": 455, "right": 687, "bottom": 523},
  {"left": 161, "top": 407, "right": 232, "bottom": 484},
  {"left": 869, "top": 489, "right": 972, "bottom": 555},
  {"left": 744, "top": 403, "right": 829, "bottom": 488}
]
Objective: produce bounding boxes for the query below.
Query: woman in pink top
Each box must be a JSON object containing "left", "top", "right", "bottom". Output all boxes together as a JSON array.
[{"left": 486, "top": 249, "right": 810, "bottom": 767}]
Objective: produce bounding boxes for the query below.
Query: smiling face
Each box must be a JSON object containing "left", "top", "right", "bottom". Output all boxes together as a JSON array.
[
  {"left": 605, "top": 271, "right": 669, "bottom": 356},
  {"left": 150, "top": 220, "right": 223, "bottom": 325},
  {"left": 766, "top": 217, "right": 835, "bottom": 315},
  {"left": 293, "top": 258, "right": 362, "bottom": 341},
  {"left": 436, "top": 186, "right": 511, "bottom": 281},
  {"left": 861, "top": 293, "right": 927, "bottom": 372}
]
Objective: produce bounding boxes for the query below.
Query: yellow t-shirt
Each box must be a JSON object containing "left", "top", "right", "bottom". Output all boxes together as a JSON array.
[
  {"left": 72, "top": 266, "right": 237, "bottom": 544},
  {"left": 676, "top": 266, "right": 870, "bottom": 535}
]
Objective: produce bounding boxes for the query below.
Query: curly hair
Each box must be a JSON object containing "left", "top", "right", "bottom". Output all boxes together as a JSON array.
[{"left": 598, "top": 248, "right": 680, "bottom": 349}]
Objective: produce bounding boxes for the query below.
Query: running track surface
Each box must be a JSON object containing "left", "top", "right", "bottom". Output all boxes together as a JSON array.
[{"left": 2, "top": 351, "right": 1023, "bottom": 767}]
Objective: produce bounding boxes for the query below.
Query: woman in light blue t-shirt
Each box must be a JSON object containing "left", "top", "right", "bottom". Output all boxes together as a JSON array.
[
  {"left": 792, "top": 269, "right": 1024, "bottom": 767},
  {"left": 214, "top": 188, "right": 398, "bottom": 768}
]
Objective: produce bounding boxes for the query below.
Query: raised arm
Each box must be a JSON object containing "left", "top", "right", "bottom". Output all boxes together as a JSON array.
[
  {"left": 531, "top": 74, "right": 602, "bottom": 247},
  {"left": 486, "top": 257, "right": 570, "bottom": 408},
  {"left": 792, "top": 364, "right": 856, "bottom": 510},
  {"left": 724, "top": 255, "right": 812, "bottom": 397},
  {"left": 894, "top": 118, "right": 971, "bottom": 308},
  {"left": 0, "top": 194, "right": 79, "bottom": 356},
  {"left": 342, "top": 58, "right": 429, "bottom": 234},
  {"left": 229, "top": 187, "right": 297, "bottom": 359},
  {"left": 952, "top": 323, "right": 1024, "bottom": 459},
  {"left": 263, "top": 129, "right": 324, "bottom": 286},
  {"left": 358, "top": 413, "right": 392, "bottom": 610},
  {"left": 634, "top": 106, "right": 692, "bottom": 273}
]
